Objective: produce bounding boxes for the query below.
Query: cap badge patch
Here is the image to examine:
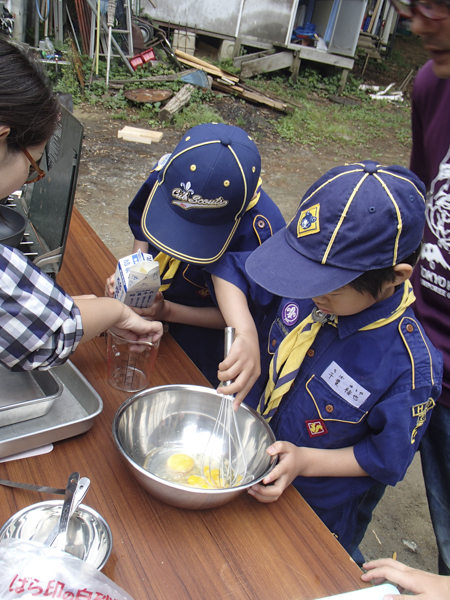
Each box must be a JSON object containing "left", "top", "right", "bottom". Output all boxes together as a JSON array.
[
  {"left": 297, "top": 204, "right": 320, "bottom": 238},
  {"left": 305, "top": 419, "right": 328, "bottom": 437},
  {"left": 171, "top": 181, "right": 229, "bottom": 211},
  {"left": 282, "top": 302, "right": 300, "bottom": 327}
]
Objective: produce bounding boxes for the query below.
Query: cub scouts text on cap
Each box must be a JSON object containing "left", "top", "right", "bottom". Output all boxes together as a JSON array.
[{"left": 140, "top": 123, "right": 261, "bottom": 264}]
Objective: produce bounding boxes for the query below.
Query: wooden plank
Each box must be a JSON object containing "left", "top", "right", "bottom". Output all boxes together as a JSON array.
[
  {"left": 239, "top": 81, "right": 304, "bottom": 110},
  {"left": 174, "top": 48, "right": 239, "bottom": 82},
  {"left": 368, "top": 0, "right": 383, "bottom": 33},
  {"left": 286, "top": 44, "right": 354, "bottom": 69},
  {"left": 176, "top": 55, "right": 227, "bottom": 78},
  {"left": 118, "top": 126, "right": 163, "bottom": 144},
  {"left": 240, "top": 51, "right": 294, "bottom": 78},
  {"left": 232, "top": 49, "right": 274, "bottom": 68},
  {"left": 212, "top": 80, "right": 288, "bottom": 113}
]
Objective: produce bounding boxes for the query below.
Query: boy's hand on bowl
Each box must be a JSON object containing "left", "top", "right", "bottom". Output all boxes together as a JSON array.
[{"left": 247, "top": 441, "right": 301, "bottom": 503}]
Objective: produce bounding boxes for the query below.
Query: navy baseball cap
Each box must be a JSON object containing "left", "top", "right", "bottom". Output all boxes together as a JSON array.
[
  {"left": 140, "top": 123, "right": 261, "bottom": 264},
  {"left": 246, "top": 161, "right": 426, "bottom": 299}
]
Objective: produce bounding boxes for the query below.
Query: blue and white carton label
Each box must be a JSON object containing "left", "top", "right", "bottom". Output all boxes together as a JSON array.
[{"left": 113, "top": 250, "right": 161, "bottom": 308}]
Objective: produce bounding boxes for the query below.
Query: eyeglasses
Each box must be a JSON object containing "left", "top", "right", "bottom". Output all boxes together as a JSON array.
[
  {"left": 390, "top": 0, "right": 450, "bottom": 19},
  {"left": 19, "top": 145, "right": 46, "bottom": 184}
]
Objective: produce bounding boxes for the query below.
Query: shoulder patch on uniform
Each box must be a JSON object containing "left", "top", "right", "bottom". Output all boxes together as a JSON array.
[
  {"left": 411, "top": 398, "right": 435, "bottom": 444},
  {"left": 151, "top": 153, "right": 172, "bottom": 173},
  {"left": 282, "top": 302, "right": 300, "bottom": 326}
]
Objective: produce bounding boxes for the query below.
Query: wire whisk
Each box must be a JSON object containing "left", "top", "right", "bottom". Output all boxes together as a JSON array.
[{"left": 200, "top": 327, "right": 247, "bottom": 489}]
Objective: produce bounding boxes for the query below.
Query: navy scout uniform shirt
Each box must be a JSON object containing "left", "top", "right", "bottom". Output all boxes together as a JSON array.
[{"left": 245, "top": 285, "right": 443, "bottom": 549}]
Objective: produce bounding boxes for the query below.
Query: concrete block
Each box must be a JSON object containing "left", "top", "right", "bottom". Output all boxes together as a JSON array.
[
  {"left": 218, "top": 40, "right": 236, "bottom": 61},
  {"left": 172, "top": 30, "right": 196, "bottom": 55}
]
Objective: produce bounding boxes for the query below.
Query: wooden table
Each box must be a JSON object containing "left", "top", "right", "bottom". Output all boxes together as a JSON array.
[{"left": 0, "top": 209, "right": 369, "bottom": 600}]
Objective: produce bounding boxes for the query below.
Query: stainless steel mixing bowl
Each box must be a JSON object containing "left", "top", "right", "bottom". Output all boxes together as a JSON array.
[
  {"left": 0, "top": 501, "right": 112, "bottom": 570},
  {"left": 112, "top": 384, "right": 276, "bottom": 509}
]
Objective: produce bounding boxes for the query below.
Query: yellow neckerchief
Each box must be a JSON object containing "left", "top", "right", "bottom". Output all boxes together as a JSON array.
[
  {"left": 259, "top": 281, "right": 415, "bottom": 422},
  {"left": 154, "top": 178, "right": 262, "bottom": 291}
]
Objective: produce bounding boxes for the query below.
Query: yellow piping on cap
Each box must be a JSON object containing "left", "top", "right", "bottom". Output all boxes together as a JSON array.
[
  {"left": 322, "top": 172, "right": 369, "bottom": 264},
  {"left": 226, "top": 144, "right": 247, "bottom": 219},
  {"left": 374, "top": 173, "right": 402, "bottom": 265}
]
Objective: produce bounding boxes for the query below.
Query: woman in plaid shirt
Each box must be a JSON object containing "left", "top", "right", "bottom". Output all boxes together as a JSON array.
[{"left": 0, "top": 38, "right": 162, "bottom": 370}]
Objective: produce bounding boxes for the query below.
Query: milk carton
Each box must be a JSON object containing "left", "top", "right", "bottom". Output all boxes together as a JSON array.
[{"left": 113, "top": 250, "right": 161, "bottom": 308}]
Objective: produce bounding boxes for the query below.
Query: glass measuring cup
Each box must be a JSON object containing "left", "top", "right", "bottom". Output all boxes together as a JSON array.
[{"left": 106, "top": 330, "right": 160, "bottom": 392}]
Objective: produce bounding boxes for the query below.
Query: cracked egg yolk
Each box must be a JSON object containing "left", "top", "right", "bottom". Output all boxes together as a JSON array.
[{"left": 166, "top": 453, "right": 195, "bottom": 474}]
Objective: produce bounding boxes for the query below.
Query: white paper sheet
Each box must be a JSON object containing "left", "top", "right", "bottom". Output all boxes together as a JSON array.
[
  {"left": 316, "top": 584, "right": 399, "bottom": 600},
  {"left": 0, "top": 444, "right": 53, "bottom": 463}
]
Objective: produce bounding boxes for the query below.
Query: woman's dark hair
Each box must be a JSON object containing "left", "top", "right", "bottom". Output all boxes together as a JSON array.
[
  {"left": 0, "top": 37, "right": 60, "bottom": 150},
  {"left": 348, "top": 242, "right": 423, "bottom": 299}
]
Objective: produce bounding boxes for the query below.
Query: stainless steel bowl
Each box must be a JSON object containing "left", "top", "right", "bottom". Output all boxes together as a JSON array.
[
  {"left": 0, "top": 205, "right": 27, "bottom": 248},
  {"left": 0, "top": 501, "right": 112, "bottom": 570},
  {"left": 112, "top": 384, "right": 276, "bottom": 510}
]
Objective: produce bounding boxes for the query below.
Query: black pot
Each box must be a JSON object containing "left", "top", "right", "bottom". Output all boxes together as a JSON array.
[{"left": 0, "top": 205, "right": 27, "bottom": 248}]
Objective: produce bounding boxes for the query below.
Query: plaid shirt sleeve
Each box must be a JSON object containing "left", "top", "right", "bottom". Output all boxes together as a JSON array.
[{"left": 0, "top": 244, "right": 84, "bottom": 370}]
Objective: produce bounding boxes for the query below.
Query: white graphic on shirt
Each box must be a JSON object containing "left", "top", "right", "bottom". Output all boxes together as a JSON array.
[
  {"left": 426, "top": 146, "right": 450, "bottom": 259},
  {"left": 421, "top": 243, "right": 450, "bottom": 270},
  {"left": 321, "top": 361, "right": 370, "bottom": 408},
  {"left": 419, "top": 146, "right": 450, "bottom": 299}
]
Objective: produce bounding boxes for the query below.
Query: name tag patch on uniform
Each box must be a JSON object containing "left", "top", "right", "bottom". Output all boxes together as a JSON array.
[
  {"left": 305, "top": 419, "right": 328, "bottom": 437},
  {"left": 321, "top": 361, "right": 370, "bottom": 408}
]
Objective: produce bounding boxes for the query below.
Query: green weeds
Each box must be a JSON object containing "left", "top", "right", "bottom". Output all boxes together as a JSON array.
[{"left": 47, "top": 37, "right": 412, "bottom": 150}]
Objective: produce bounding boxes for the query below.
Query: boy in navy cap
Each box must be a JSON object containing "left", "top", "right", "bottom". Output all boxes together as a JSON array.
[
  {"left": 106, "top": 123, "right": 285, "bottom": 400},
  {"left": 244, "top": 160, "right": 443, "bottom": 558}
]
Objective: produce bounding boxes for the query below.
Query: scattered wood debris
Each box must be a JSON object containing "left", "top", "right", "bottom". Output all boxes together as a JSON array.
[
  {"left": 159, "top": 84, "right": 194, "bottom": 121},
  {"left": 212, "top": 80, "right": 289, "bottom": 113},
  {"left": 402, "top": 539, "right": 418, "bottom": 553},
  {"left": 174, "top": 48, "right": 288, "bottom": 113},
  {"left": 118, "top": 126, "right": 163, "bottom": 144},
  {"left": 372, "top": 529, "right": 382, "bottom": 545},
  {"left": 174, "top": 49, "right": 239, "bottom": 84}
]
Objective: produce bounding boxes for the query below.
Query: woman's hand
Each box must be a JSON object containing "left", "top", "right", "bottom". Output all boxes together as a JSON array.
[
  {"left": 110, "top": 303, "right": 163, "bottom": 342},
  {"left": 75, "top": 296, "right": 163, "bottom": 343},
  {"left": 247, "top": 441, "right": 301, "bottom": 503},
  {"left": 361, "top": 558, "right": 450, "bottom": 599}
]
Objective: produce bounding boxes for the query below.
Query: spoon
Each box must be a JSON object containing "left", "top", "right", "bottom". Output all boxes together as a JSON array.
[
  {"left": 46, "top": 475, "right": 91, "bottom": 549},
  {"left": 44, "top": 473, "right": 88, "bottom": 549}
]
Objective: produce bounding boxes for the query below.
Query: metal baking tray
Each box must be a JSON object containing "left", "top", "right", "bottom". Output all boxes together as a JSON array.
[
  {"left": 0, "top": 366, "right": 64, "bottom": 428},
  {"left": 0, "top": 361, "right": 103, "bottom": 459}
]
